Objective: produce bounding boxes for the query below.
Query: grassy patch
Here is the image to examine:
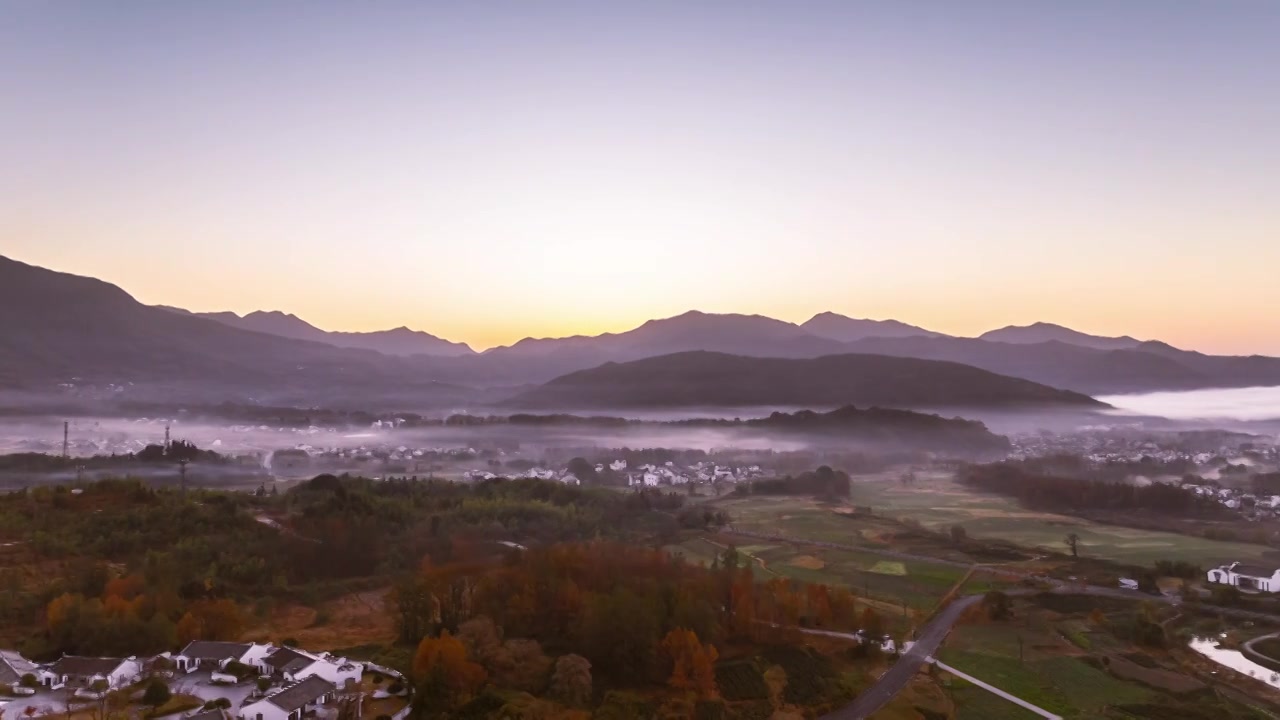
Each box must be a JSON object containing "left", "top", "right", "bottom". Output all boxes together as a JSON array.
[
  {"left": 868, "top": 561, "right": 907, "bottom": 576},
  {"left": 1032, "top": 656, "right": 1152, "bottom": 709},
  {"left": 937, "top": 650, "right": 1073, "bottom": 715}
]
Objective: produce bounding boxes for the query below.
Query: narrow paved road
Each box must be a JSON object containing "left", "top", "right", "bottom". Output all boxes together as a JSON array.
[{"left": 817, "top": 594, "right": 984, "bottom": 719}]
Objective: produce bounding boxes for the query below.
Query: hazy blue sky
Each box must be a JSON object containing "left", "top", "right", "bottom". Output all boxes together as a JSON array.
[{"left": 3, "top": 1, "right": 1278, "bottom": 352}]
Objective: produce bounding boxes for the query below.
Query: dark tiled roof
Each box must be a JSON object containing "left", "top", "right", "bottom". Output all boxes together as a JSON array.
[
  {"left": 264, "top": 647, "right": 314, "bottom": 674},
  {"left": 50, "top": 656, "right": 125, "bottom": 677},
  {"left": 266, "top": 676, "right": 335, "bottom": 712},
  {"left": 0, "top": 654, "right": 25, "bottom": 685},
  {"left": 1232, "top": 564, "right": 1279, "bottom": 578},
  {"left": 178, "top": 641, "right": 252, "bottom": 661}
]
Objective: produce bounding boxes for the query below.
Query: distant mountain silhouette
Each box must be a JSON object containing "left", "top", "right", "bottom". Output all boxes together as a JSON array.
[
  {"left": 8, "top": 255, "right": 1280, "bottom": 401},
  {"left": 838, "top": 335, "right": 1280, "bottom": 395},
  {"left": 159, "top": 307, "right": 474, "bottom": 357},
  {"left": 506, "top": 351, "right": 1105, "bottom": 410},
  {"left": 484, "top": 310, "right": 845, "bottom": 363},
  {"left": 979, "top": 322, "right": 1143, "bottom": 351},
  {"left": 802, "top": 312, "right": 946, "bottom": 342},
  {"left": 0, "top": 256, "right": 477, "bottom": 406}
]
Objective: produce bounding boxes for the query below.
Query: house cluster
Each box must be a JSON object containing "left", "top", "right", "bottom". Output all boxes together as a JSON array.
[
  {"left": 1180, "top": 481, "right": 1280, "bottom": 518},
  {"left": 1207, "top": 562, "right": 1280, "bottom": 593},
  {"left": 1008, "top": 430, "right": 1277, "bottom": 467},
  {"left": 0, "top": 640, "right": 396, "bottom": 720},
  {"left": 626, "top": 461, "right": 764, "bottom": 487},
  {"left": 169, "top": 641, "right": 362, "bottom": 689}
]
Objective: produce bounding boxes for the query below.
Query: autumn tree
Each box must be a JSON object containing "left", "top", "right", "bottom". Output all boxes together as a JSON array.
[
  {"left": 495, "top": 639, "right": 552, "bottom": 694},
  {"left": 547, "top": 654, "right": 592, "bottom": 708},
  {"left": 176, "top": 599, "right": 243, "bottom": 644},
  {"left": 412, "top": 631, "right": 487, "bottom": 711},
  {"left": 859, "top": 608, "right": 883, "bottom": 639},
  {"left": 660, "top": 628, "right": 719, "bottom": 698},
  {"left": 457, "top": 616, "right": 503, "bottom": 669}
]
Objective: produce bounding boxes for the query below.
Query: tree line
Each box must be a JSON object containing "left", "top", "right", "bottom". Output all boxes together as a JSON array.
[{"left": 958, "top": 461, "right": 1235, "bottom": 518}]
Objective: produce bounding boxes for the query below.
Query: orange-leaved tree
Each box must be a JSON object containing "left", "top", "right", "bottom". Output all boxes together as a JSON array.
[
  {"left": 660, "top": 628, "right": 719, "bottom": 698},
  {"left": 412, "top": 630, "right": 487, "bottom": 710}
]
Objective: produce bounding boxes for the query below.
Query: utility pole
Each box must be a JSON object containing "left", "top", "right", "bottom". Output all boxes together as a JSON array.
[
  {"left": 62, "top": 421, "right": 69, "bottom": 458},
  {"left": 164, "top": 424, "right": 170, "bottom": 449},
  {"left": 178, "top": 459, "right": 189, "bottom": 498}
]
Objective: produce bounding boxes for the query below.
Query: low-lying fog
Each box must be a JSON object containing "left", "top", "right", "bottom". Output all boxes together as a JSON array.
[
  {"left": 0, "top": 416, "right": 813, "bottom": 457},
  {"left": 1099, "top": 386, "right": 1280, "bottom": 422}
]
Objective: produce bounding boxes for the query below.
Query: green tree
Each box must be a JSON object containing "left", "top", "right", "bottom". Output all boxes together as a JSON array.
[
  {"left": 982, "top": 591, "right": 1012, "bottom": 621},
  {"left": 143, "top": 679, "right": 172, "bottom": 708}
]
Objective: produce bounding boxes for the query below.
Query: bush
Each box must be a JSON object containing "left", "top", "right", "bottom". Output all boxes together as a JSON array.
[
  {"left": 20, "top": 673, "right": 38, "bottom": 688},
  {"left": 256, "top": 678, "right": 272, "bottom": 693},
  {"left": 202, "top": 699, "right": 231, "bottom": 710},
  {"left": 143, "top": 680, "right": 172, "bottom": 707},
  {"left": 715, "top": 660, "right": 768, "bottom": 701}
]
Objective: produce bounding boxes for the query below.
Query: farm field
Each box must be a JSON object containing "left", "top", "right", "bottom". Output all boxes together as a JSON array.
[
  {"left": 933, "top": 595, "right": 1277, "bottom": 720},
  {"left": 672, "top": 532, "right": 1011, "bottom": 614},
  {"left": 718, "top": 470, "right": 1278, "bottom": 567},
  {"left": 849, "top": 470, "right": 1279, "bottom": 567}
]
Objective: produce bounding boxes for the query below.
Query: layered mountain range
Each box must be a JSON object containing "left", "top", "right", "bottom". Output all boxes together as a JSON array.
[{"left": 4, "top": 254, "right": 1279, "bottom": 410}]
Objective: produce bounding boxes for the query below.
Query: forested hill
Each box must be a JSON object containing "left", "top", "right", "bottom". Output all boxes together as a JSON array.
[{"left": 507, "top": 351, "right": 1106, "bottom": 410}]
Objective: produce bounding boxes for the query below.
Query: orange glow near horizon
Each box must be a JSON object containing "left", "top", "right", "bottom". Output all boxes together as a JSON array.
[{"left": 3, "top": 3, "right": 1278, "bottom": 356}]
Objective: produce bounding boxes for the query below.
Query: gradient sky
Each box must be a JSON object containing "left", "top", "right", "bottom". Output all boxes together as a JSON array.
[{"left": 2, "top": 1, "right": 1278, "bottom": 353}]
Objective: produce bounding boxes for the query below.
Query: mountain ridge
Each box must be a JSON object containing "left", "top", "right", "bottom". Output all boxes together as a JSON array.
[
  {"left": 979, "top": 322, "right": 1144, "bottom": 351},
  {"left": 7, "top": 255, "right": 1280, "bottom": 398},
  {"left": 506, "top": 350, "right": 1106, "bottom": 410},
  {"left": 160, "top": 306, "right": 474, "bottom": 357}
]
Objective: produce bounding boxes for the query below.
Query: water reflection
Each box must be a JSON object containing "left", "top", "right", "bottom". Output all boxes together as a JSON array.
[{"left": 1188, "top": 636, "right": 1280, "bottom": 689}]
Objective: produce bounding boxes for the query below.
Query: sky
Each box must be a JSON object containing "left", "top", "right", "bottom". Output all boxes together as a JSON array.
[{"left": 2, "top": 1, "right": 1278, "bottom": 353}]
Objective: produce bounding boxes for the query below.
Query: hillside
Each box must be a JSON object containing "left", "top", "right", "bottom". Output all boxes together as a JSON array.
[
  {"left": 161, "top": 307, "right": 474, "bottom": 357},
  {"left": 841, "top": 336, "right": 1280, "bottom": 394},
  {"left": 802, "top": 312, "right": 945, "bottom": 342},
  {"left": 979, "top": 322, "right": 1143, "bottom": 351},
  {"left": 506, "top": 351, "right": 1106, "bottom": 410},
  {"left": 0, "top": 256, "right": 478, "bottom": 407}
]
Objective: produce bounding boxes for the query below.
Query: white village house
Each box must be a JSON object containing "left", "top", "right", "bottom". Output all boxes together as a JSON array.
[
  {"left": 258, "top": 646, "right": 362, "bottom": 687},
  {"left": 39, "top": 655, "right": 142, "bottom": 691},
  {"left": 240, "top": 675, "right": 337, "bottom": 720},
  {"left": 0, "top": 649, "right": 38, "bottom": 695},
  {"left": 1207, "top": 562, "right": 1280, "bottom": 592},
  {"left": 174, "top": 641, "right": 274, "bottom": 674}
]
